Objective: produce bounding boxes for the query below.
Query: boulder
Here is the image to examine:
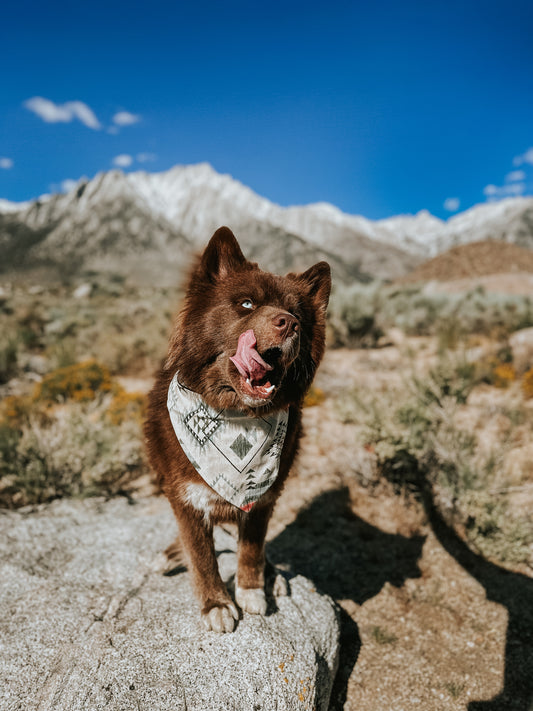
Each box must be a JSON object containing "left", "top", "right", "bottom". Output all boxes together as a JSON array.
[
  {"left": 509, "top": 326, "right": 533, "bottom": 373},
  {"left": 0, "top": 497, "right": 339, "bottom": 710}
]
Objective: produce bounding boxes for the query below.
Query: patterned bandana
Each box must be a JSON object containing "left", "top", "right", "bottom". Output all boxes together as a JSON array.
[{"left": 167, "top": 373, "right": 288, "bottom": 511}]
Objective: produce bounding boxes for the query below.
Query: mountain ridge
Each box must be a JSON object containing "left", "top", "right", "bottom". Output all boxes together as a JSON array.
[{"left": 1, "top": 163, "right": 533, "bottom": 284}]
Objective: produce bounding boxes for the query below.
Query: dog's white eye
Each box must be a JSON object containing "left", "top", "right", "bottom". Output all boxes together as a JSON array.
[{"left": 241, "top": 299, "right": 253, "bottom": 310}]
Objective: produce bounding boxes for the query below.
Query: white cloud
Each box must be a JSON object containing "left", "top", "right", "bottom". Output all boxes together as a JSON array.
[
  {"left": 48, "top": 175, "right": 87, "bottom": 194},
  {"left": 505, "top": 182, "right": 526, "bottom": 196},
  {"left": 60, "top": 179, "right": 79, "bottom": 193},
  {"left": 67, "top": 101, "right": 101, "bottom": 130},
  {"left": 112, "top": 154, "right": 133, "bottom": 168},
  {"left": 506, "top": 170, "right": 526, "bottom": 182},
  {"left": 513, "top": 147, "right": 533, "bottom": 167},
  {"left": 136, "top": 152, "right": 157, "bottom": 163},
  {"left": 443, "top": 197, "right": 460, "bottom": 212},
  {"left": 112, "top": 111, "right": 141, "bottom": 126},
  {"left": 483, "top": 184, "right": 498, "bottom": 197},
  {"left": 484, "top": 182, "right": 525, "bottom": 201},
  {"left": 107, "top": 126, "right": 120, "bottom": 135},
  {"left": 24, "top": 96, "right": 101, "bottom": 129},
  {"left": 0, "top": 157, "right": 13, "bottom": 169}
]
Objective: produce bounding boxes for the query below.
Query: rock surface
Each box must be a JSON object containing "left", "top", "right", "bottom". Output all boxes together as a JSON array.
[
  {"left": 0, "top": 497, "right": 339, "bottom": 711},
  {"left": 509, "top": 326, "right": 533, "bottom": 373}
]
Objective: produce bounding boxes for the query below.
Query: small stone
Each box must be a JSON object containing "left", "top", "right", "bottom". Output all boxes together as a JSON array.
[{"left": 73, "top": 282, "right": 93, "bottom": 299}]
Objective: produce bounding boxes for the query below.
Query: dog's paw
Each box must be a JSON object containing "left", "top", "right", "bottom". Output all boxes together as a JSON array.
[
  {"left": 201, "top": 602, "right": 239, "bottom": 633},
  {"left": 272, "top": 573, "right": 289, "bottom": 598},
  {"left": 236, "top": 586, "right": 267, "bottom": 615},
  {"left": 150, "top": 551, "right": 174, "bottom": 574},
  {"left": 150, "top": 551, "right": 186, "bottom": 576}
]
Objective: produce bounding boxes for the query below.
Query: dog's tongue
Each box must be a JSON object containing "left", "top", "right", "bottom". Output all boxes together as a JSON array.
[{"left": 230, "top": 329, "right": 272, "bottom": 383}]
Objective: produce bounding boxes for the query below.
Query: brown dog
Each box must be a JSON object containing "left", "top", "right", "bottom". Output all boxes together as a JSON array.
[{"left": 144, "top": 227, "right": 330, "bottom": 632}]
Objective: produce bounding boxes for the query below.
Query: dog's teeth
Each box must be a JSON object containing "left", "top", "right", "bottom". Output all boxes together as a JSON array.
[
  {"left": 265, "top": 384, "right": 275, "bottom": 393},
  {"left": 246, "top": 378, "right": 251, "bottom": 385}
]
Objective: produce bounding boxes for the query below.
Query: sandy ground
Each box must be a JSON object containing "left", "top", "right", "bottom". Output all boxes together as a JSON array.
[{"left": 260, "top": 348, "right": 533, "bottom": 711}]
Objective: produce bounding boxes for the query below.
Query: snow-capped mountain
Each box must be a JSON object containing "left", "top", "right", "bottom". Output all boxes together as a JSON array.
[
  {"left": 429, "top": 197, "right": 533, "bottom": 254},
  {"left": 126, "top": 162, "right": 418, "bottom": 278},
  {"left": 1, "top": 162, "right": 532, "bottom": 284},
  {"left": 0, "top": 164, "right": 416, "bottom": 283},
  {"left": 0, "top": 198, "right": 33, "bottom": 213}
]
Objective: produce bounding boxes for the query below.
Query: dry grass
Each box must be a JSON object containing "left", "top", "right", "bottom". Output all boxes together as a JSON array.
[
  {"left": 328, "top": 282, "right": 533, "bottom": 347},
  {"left": 335, "top": 347, "right": 533, "bottom": 570},
  {"left": 0, "top": 358, "right": 149, "bottom": 508}
]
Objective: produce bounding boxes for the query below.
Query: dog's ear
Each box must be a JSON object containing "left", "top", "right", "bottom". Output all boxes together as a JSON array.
[
  {"left": 292, "top": 261, "right": 331, "bottom": 312},
  {"left": 199, "top": 227, "right": 247, "bottom": 282}
]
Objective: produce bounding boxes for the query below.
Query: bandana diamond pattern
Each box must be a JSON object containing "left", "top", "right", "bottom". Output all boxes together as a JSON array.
[
  {"left": 184, "top": 406, "right": 221, "bottom": 444},
  {"left": 167, "top": 373, "right": 288, "bottom": 510}
]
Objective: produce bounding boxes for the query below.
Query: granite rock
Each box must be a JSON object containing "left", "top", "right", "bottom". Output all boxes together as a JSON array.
[{"left": 0, "top": 496, "right": 339, "bottom": 710}]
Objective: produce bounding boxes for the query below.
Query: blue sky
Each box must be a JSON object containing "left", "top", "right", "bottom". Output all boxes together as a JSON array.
[{"left": 1, "top": 0, "right": 532, "bottom": 220}]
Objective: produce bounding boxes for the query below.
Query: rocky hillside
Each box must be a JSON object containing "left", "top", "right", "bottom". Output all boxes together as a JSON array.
[
  {"left": 0, "top": 165, "right": 414, "bottom": 285},
  {"left": 400, "top": 240, "right": 533, "bottom": 283},
  {"left": 1, "top": 163, "right": 533, "bottom": 285}
]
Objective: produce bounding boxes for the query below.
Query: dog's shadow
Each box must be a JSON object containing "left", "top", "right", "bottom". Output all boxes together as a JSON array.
[
  {"left": 421, "top": 492, "right": 533, "bottom": 711},
  {"left": 267, "top": 487, "right": 426, "bottom": 709}
]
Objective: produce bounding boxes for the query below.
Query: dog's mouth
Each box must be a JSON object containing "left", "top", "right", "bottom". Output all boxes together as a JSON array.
[{"left": 229, "top": 330, "right": 283, "bottom": 402}]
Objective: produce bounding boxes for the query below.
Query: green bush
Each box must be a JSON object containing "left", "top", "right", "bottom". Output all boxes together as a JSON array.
[
  {"left": 0, "top": 361, "right": 149, "bottom": 508},
  {"left": 338, "top": 355, "right": 533, "bottom": 566},
  {"left": 0, "top": 335, "right": 19, "bottom": 384},
  {"left": 327, "top": 283, "right": 383, "bottom": 347},
  {"left": 328, "top": 283, "right": 533, "bottom": 347},
  {"left": 0, "top": 405, "right": 146, "bottom": 508}
]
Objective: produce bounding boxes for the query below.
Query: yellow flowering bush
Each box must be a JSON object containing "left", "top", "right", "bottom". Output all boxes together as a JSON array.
[
  {"left": 34, "top": 360, "right": 114, "bottom": 403},
  {"left": 0, "top": 360, "right": 150, "bottom": 507},
  {"left": 106, "top": 390, "right": 146, "bottom": 425},
  {"left": 303, "top": 385, "right": 326, "bottom": 408},
  {"left": 522, "top": 368, "right": 533, "bottom": 399},
  {"left": 492, "top": 363, "right": 516, "bottom": 388},
  {"left": 0, "top": 395, "right": 31, "bottom": 426}
]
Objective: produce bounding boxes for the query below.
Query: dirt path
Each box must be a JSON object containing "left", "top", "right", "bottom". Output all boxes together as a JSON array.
[{"left": 264, "top": 348, "right": 533, "bottom": 711}]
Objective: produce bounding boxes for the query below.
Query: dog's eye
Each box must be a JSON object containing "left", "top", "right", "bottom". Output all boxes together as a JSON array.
[{"left": 241, "top": 299, "right": 253, "bottom": 310}]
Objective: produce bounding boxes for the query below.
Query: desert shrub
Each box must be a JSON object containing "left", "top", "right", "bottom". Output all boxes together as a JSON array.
[
  {"left": 106, "top": 390, "right": 146, "bottom": 425},
  {"left": 0, "top": 334, "right": 19, "bottom": 384},
  {"left": 46, "top": 338, "right": 78, "bottom": 369},
  {"left": 303, "top": 385, "right": 326, "bottom": 408},
  {"left": 492, "top": 363, "right": 517, "bottom": 388},
  {"left": 328, "top": 284, "right": 533, "bottom": 347},
  {"left": 327, "top": 283, "right": 383, "bottom": 347},
  {"left": 0, "top": 362, "right": 149, "bottom": 508},
  {"left": 34, "top": 360, "right": 114, "bottom": 403},
  {"left": 17, "top": 306, "right": 46, "bottom": 349},
  {"left": 1, "top": 283, "right": 180, "bottom": 381},
  {"left": 0, "top": 394, "right": 33, "bottom": 428},
  {"left": 338, "top": 355, "right": 533, "bottom": 566},
  {"left": 462, "top": 490, "right": 533, "bottom": 564},
  {"left": 0, "top": 404, "right": 146, "bottom": 508},
  {"left": 436, "top": 317, "right": 467, "bottom": 353},
  {"left": 474, "top": 343, "right": 516, "bottom": 387},
  {"left": 522, "top": 368, "right": 533, "bottom": 399}
]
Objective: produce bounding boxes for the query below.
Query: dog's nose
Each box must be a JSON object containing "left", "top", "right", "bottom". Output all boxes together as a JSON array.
[{"left": 272, "top": 312, "right": 299, "bottom": 338}]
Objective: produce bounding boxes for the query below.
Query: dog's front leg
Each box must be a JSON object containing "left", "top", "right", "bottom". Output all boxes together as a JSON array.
[
  {"left": 235, "top": 504, "right": 273, "bottom": 615},
  {"left": 174, "top": 504, "right": 238, "bottom": 632}
]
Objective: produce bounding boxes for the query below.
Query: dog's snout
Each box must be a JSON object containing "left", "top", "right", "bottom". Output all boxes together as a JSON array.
[{"left": 272, "top": 311, "right": 299, "bottom": 338}]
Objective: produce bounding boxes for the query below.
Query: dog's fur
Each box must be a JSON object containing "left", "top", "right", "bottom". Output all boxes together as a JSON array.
[{"left": 144, "top": 227, "right": 331, "bottom": 632}]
